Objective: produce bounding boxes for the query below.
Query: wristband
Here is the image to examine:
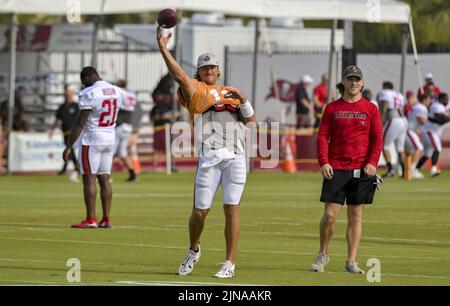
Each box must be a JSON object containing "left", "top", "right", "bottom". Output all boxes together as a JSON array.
[{"left": 240, "top": 101, "right": 254, "bottom": 118}]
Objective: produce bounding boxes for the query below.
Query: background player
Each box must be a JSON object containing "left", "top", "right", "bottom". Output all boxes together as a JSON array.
[
  {"left": 405, "top": 94, "right": 431, "bottom": 179},
  {"left": 378, "top": 82, "right": 408, "bottom": 177},
  {"left": 114, "top": 79, "right": 138, "bottom": 182},
  {"left": 49, "top": 85, "right": 80, "bottom": 182},
  {"left": 416, "top": 93, "right": 449, "bottom": 177},
  {"left": 63, "top": 67, "right": 122, "bottom": 229}
]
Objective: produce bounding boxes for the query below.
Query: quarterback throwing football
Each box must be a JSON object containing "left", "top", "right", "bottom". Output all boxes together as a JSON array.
[{"left": 157, "top": 27, "right": 256, "bottom": 278}]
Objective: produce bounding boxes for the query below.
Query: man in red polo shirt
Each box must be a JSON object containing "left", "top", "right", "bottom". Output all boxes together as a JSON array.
[
  {"left": 311, "top": 65, "right": 383, "bottom": 274},
  {"left": 312, "top": 73, "right": 331, "bottom": 128}
]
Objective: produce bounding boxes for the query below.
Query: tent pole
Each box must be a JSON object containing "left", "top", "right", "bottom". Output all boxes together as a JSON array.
[
  {"left": 6, "top": 13, "right": 18, "bottom": 175},
  {"left": 400, "top": 24, "right": 409, "bottom": 94},
  {"left": 327, "top": 19, "right": 337, "bottom": 103},
  {"left": 173, "top": 10, "right": 182, "bottom": 121},
  {"left": 251, "top": 18, "right": 260, "bottom": 110},
  {"left": 91, "top": 16, "right": 100, "bottom": 67},
  {"left": 409, "top": 18, "right": 423, "bottom": 94},
  {"left": 90, "top": 0, "right": 106, "bottom": 67},
  {"left": 170, "top": 9, "right": 183, "bottom": 174},
  {"left": 249, "top": 18, "right": 260, "bottom": 173}
]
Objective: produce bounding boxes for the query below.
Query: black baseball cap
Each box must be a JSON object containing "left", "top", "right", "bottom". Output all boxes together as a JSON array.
[{"left": 342, "top": 65, "right": 363, "bottom": 79}]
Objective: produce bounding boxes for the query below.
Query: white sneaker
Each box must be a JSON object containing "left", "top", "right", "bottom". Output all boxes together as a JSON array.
[
  {"left": 178, "top": 246, "right": 201, "bottom": 276},
  {"left": 430, "top": 166, "right": 441, "bottom": 177},
  {"left": 311, "top": 252, "right": 330, "bottom": 272},
  {"left": 396, "top": 165, "right": 403, "bottom": 177},
  {"left": 344, "top": 261, "right": 365, "bottom": 274},
  {"left": 412, "top": 169, "right": 424, "bottom": 179},
  {"left": 68, "top": 172, "right": 79, "bottom": 183},
  {"left": 214, "top": 260, "right": 235, "bottom": 279}
]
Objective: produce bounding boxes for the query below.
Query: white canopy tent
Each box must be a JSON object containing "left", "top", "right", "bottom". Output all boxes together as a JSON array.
[
  {"left": 0, "top": 0, "right": 410, "bottom": 23},
  {"left": 1, "top": 0, "right": 417, "bottom": 174}
]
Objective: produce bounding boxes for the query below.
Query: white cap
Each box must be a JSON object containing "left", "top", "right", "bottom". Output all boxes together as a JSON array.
[
  {"left": 425, "top": 72, "right": 434, "bottom": 80},
  {"left": 197, "top": 53, "right": 219, "bottom": 69},
  {"left": 302, "top": 74, "right": 314, "bottom": 84}
]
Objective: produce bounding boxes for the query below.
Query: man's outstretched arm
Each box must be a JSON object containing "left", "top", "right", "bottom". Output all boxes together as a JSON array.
[{"left": 156, "top": 27, "right": 195, "bottom": 102}]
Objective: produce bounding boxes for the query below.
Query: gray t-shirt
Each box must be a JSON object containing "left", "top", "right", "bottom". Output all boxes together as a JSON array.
[{"left": 194, "top": 107, "right": 245, "bottom": 155}]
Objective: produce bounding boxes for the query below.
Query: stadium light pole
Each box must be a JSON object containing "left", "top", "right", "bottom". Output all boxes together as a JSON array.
[{"left": 6, "top": 13, "right": 18, "bottom": 175}]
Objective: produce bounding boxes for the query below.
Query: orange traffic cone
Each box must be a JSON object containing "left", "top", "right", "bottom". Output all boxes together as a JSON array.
[
  {"left": 404, "top": 155, "right": 412, "bottom": 181},
  {"left": 282, "top": 134, "right": 297, "bottom": 173},
  {"left": 129, "top": 135, "right": 141, "bottom": 174}
]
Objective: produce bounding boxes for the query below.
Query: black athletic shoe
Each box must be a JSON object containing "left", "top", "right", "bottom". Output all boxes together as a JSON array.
[{"left": 382, "top": 170, "right": 395, "bottom": 178}]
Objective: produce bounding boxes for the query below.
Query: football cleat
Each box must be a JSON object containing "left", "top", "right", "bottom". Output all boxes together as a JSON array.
[
  {"left": 71, "top": 219, "right": 98, "bottom": 229},
  {"left": 382, "top": 170, "right": 396, "bottom": 178},
  {"left": 126, "top": 175, "right": 138, "bottom": 182},
  {"left": 430, "top": 167, "right": 441, "bottom": 177},
  {"left": 98, "top": 218, "right": 112, "bottom": 229},
  {"left": 412, "top": 169, "right": 424, "bottom": 179},
  {"left": 68, "top": 171, "right": 79, "bottom": 183}
]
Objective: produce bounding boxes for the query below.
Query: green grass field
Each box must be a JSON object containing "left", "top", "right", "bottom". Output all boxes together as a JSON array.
[{"left": 0, "top": 170, "right": 449, "bottom": 286}]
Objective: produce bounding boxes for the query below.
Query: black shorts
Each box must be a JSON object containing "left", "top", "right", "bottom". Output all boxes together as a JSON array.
[{"left": 320, "top": 170, "right": 377, "bottom": 205}]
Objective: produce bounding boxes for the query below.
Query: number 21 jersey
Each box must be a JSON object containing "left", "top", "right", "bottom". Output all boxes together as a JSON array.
[{"left": 78, "top": 80, "right": 122, "bottom": 145}]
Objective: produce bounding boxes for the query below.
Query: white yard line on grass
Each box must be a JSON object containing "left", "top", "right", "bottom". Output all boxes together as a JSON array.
[
  {"left": 254, "top": 230, "right": 450, "bottom": 246},
  {"left": 324, "top": 271, "right": 450, "bottom": 281},
  {"left": 1, "top": 220, "right": 449, "bottom": 246},
  {"left": 118, "top": 273, "right": 450, "bottom": 285},
  {"left": 1, "top": 255, "right": 449, "bottom": 283},
  {"left": 256, "top": 219, "right": 450, "bottom": 227},
  {"left": 0, "top": 236, "right": 449, "bottom": 262},
  {"left": 115, "top": 280, "right": 270, "bottom": 286},
  {"left": 2, "top": 229, "right": 449, "bottom": 247},
  {"left": 0, "top": 222, "right": 65, "bottom": 227},
  {"left": 0, "top": 222, "right": 184, "bottom": 232},
  {"left": 0, "top": 236, "right": 185, "bottom": 250},
  {"left": 0, "top": 279, "right": 69, "bottom": 285},
  {"left": 0, "top": 279, "right": 109, "bottom": 286},
  {"left": 0, "top": 192, "right": 192, "bottom": 198}
]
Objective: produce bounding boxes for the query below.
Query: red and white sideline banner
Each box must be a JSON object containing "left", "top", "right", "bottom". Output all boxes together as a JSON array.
[{"left": 8, "top": 132, "right": 66, "bottom": 172}]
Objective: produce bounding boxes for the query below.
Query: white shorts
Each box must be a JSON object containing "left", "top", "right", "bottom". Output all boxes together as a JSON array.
[
  {"left": 421, "top": 130, "right": 442, "bottom": 157},
  {"left": 383, "top": 118, "right": 407, "bottom": 152},
  {"left": 114, "top": 124, "right": 133, "bottom": 158},
  {"left": 79, "top": 145, "right": 115, "bottom": 175},
  {"left": 194, "top": 154, "right": 247, "bottom": 210},
  {"left": 405, "top": 130, "right": 424, "bottom": 154}
]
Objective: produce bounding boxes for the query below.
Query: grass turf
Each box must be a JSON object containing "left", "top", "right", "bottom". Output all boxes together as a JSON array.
[{"left": 0, "top": 170, "right": 449, "bottom": 286}]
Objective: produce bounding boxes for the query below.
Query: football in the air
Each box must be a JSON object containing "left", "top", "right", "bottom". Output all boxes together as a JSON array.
[{"left": 157, "top": 8, "right": 178, "bottom": 29}]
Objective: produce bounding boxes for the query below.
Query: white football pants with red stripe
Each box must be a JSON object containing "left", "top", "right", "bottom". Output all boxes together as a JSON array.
[
  {"left": 78, "top": 145, "right": 115, "bottom": 175},
  {"left": 421, "top": 130, "right": 442, "bottom": 157}
]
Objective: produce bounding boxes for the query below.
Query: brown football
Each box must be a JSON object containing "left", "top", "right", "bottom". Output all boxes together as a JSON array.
[{"left": 157, "top": 8, "right": 178, "bottom": 29}]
